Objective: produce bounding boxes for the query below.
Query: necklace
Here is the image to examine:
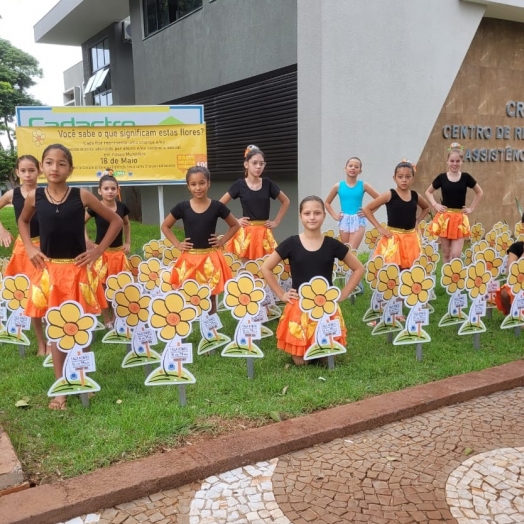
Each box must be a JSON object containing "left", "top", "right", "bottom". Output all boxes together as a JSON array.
[{"left": 45, "top": 187, "right": 70, "bottom": 213}]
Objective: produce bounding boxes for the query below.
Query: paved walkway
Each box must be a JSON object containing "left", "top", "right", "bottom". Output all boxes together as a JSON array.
[{"left": 58, "top": 387, "right": 524, "bottom": 524}]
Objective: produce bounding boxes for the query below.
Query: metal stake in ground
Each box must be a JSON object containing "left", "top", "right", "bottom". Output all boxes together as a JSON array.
[
  {"left": 246, "top": 358, "right": 255, "bottom": 379},
  {"left": 473, "top": 333, "right": 481, "bottom": 349},
  {"left": 416, "top": 343, "right": 423, "bottom": 361},
  {"left": 18, "top": 345, "right": 25, "bottom": 358},
  {"left": 178, "top": 385, "right": 187, "bottom": 406}
]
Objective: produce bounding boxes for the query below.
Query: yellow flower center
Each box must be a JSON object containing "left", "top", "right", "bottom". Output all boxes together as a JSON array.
[
  {"left": 412, "top": 283, "right": 422, "bottom": 294},
  {"left": 452, "top": 274, "right": 460, "bottom": 283},
  {"left": 190, "top": 296, "right": 200, "bottom": 306},
  {"left": 64, "top": 322, "right": 79, "bottom": 336},
  {"left": 387, "top": 279, "right": 396, "bottom": 290},
  {"left": 14, "top": 290, "right": 24, "bottom": 301},
  {"left": 167, "top": 312, "right": 180, "bottom": 326},
  {"left": 239, "top": 293, "right": 251, "bottom": 306},
  {"left": 129, "top": 302, "right": 140, "bottom": 314},
  {"left": 314, "top": 295, "right": 327, "bottom": 307},
  {"left": 149, "top": 272, "right": 158, "bottom": 281}
]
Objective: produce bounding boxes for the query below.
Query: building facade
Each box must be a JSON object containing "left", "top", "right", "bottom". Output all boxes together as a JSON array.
[{"left": 36, "top": 0, "right": 524, "bottom": 237}]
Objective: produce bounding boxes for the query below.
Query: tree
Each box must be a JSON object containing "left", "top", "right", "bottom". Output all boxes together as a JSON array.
[{"left": 0, "top": 38, "right": 42, "bottom": 185}]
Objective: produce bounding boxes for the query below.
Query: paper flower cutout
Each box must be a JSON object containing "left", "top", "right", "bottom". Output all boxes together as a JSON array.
[
  {"left": 127, "top": 255, "right": 142, "bottom": 280},
  {"left": 495, "top": 232, "right": 514, "bottom": 257},
  {"left": 143, "top": 239, "right": 165, "bottom": 260},
  {"left": 421, "top": 243, "right": 439, "bottom": 265},
  {"left": 515, "top": 221, "right": 524, "bottom": 238},
  {"left": 470, "top": 223, "right": 485, "bottom": 243},
  {"left": 242, "top": 259, "right": 264, "bottom": 280},
  {"left": 299, "top": 276, "right": 340, "bottom": 321},
  {"left": 485, "top": 229, "right": 497, "bottom": 249},
  {"left": 138, "top": 258, "right": 162, "bottom": 291},
  {"left": 376, "top": 264, "right": 399, "bottom": 300},
  {"left": 474, "top": 248, "right": 503, "bottom": 279},
  {"left": 365, "top": 256, "right": 385, "bottom": 290},
  {"left": 441, "top": 259, "right": 467, "bottom": 294},
  {"left": 413, "top": 254, "right": 435, "bottom": 275},
  {"left": 323, "top": 229, "right": 335, "bottom": 238},
  {"left": 465, "top": 260, "right": 491, "bottom": 299},
  {"left": 162, "top": 245, "right": 181, "bottom": 267},
  {"left": 159, "top": 269, "right": 177, "bottom": 294},
  {"left": 223, "top": 252, "right": 243, "bottom": 278},
  {"left": 224, "top": 273, "right": 265, "bottom": 318},
  {"left": 280, "top": 260, "right": 291, "bottom": 282},
  {"left": 105, "top": 271, "right": 134, "bottom": 302},
  {"left": 365, "top": 227, "right": 380, "bottom": 250},
  {"left": 271, "top": 261, "right": 284, "bottom": 278},
  {"left": 399, "top": 266, "right": 433, "bottom": 307},
  {"left": 417, "top": 220, "right": 427, "bottom": 234},
  {"left": 114, "top": 284, "right": 151, "bottom": 327},
  {"left": 463, "top": 247, "right": 473, "bottom": 266},
  {"left": 472, "top": 240, "right": 489, "bottom": 255},
  {"left": 2, "top": 275, "right": 30, "bottom": 311},
  {"left": 507, "top": 259, "right": 524, "bottom": 294},
  {"left": 150, "top": 292, "right": 197, "bottom": 340},
  {"left": 161, "top": 237, "right": 173, "bottom": 249},
  {"left": 47, "top": 302, "right": 95, "bottom": 351},
  {"left": 179, "top": 279, "right": 211, "bottom": 316}
]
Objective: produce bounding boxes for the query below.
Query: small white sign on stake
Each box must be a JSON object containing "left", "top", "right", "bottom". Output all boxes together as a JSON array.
[
  {"left": 166, "top": 341, "right": 193, "bottom": 364},
  {"left": 240, "top": 321, "right": 262, "bottom": 341},
  {"left": 70, "top": 352, "right": 96, "bottom": 373},
  {"left": 320, "top": 319, "right": 342, "bottom": 338},
  {"left": 136, "top": 328, "right": 158, "bottom": 346}
]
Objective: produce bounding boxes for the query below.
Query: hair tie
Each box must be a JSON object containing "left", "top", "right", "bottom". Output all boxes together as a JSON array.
[
  {"left": 244, "top": 144, "right": 259, "bottom": 158},
  {"left": 400, "top": 159, "right": 417, "bottom": 173},
  {"left": 447, "top": 142, "right": 464, "bottom": 151}
]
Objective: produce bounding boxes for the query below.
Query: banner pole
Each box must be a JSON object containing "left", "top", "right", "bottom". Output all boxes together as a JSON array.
[{"left": 158, "top": 186, "right": 165, "bottom": 239}]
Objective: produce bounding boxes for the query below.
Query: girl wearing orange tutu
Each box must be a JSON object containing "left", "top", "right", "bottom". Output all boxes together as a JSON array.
[
  {"left": 220, "top": 145, "right": 290, "bottom": 260},
  {"left": 261, "top": 196, "right": 364, "bottom": 366},
  {"left": 362, "top": 161, "right": 430, "bottom": 270},
  {"left": 161, "top": 166, "right": 239, "bottom": 313},
  {"left": 19, "top": 144, "right": 122, "bottom": 410},
  {"left": 85, "top": 174, "right": 131, "bottom": 327},
  {"left": 0, "top": 155, "right": 47, "bottom": 355},
  {"left": 425, "top": 142, "right": 483, "bottom": 263}
]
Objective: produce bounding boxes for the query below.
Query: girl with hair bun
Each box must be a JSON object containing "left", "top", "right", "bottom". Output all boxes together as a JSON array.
[
  {"left": 220, "top": 145, "right": 290, "bottom": 261},
  {"left": 425, "top": 143, "right": 483, "bottom": 263}
]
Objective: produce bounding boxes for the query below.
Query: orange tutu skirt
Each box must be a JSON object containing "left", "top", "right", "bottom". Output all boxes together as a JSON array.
[
  {"left": 373, "top": 228, "right": 421, "bottom": 270},
  {"left": 276, "top": 300, "right": 346, "bottom": 357},
  {"left": 170, "top": 248, "right": 232, "bottom": 295},
  {"left": 101, "top": 247, "right": 130, "bottom": 283},
  {"left": 224, "top": 222, "right": 277, "bottom": 259},
  {"left": 4, "top": 236, "right": 39, "bottom": 279},
  {"left": 495, "top": 284, "right": 513, "bottom": 315},
  {"left": 429, "top": 210, "right": 470, "bottom": 240},
  {"left": 25, "top": 259, "right": 106, "bottom": 318}
]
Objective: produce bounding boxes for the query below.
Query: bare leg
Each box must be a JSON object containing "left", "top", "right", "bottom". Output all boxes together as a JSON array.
[
  {"left": 32, "top": 317, "right": 47, "bottom": 356},
  {"left": 49, "top": 342, "right": 67, "bottom": 410},
  {"left": 338, "top": 231, "right": 350, "bottom": 244},
  {"left": 449, "top": 238, "right": 465, "bottom": 261},
  {"left": 102, "top": 307, "right": 113, "bottom": 327},
  {"left": 210, "top": 295, "right": 217, "bottom": 315},
  {"left": 347, "top": 227, "right": 366, "bottom": 250},
  {"left": 440, "top": 238, "right": 452, "bottom": 263},
  {"left": 292, "top": 355, "right": 307, "bottom": 366}
]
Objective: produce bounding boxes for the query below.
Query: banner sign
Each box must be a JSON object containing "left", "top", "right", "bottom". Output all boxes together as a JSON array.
[
  {"left": 16, "top": 105, "right": 204, "bottom": 127},
  {"left": 15, "top": 124, "right": 207, "bottom": 185}
]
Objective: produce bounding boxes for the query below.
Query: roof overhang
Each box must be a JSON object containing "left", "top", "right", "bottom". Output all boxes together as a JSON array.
[
  {"left": 34, "top": 0, "right": 130, "bottom": 46},
  {"left": 464, "top": 0, "right": 524, "bottom": 23}
]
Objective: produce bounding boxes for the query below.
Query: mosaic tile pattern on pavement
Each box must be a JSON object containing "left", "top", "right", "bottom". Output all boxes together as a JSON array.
[{"left": 57, "top": 387, "right": 524, "bottom": 524}]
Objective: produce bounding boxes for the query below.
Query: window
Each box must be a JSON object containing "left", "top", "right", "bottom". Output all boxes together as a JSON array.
[
  {"left": 90, "top": 38, "right": 110, "bottom": 73},
  {"left": 143, "top": 0, "right": 202, "bottom": 37},
  {"left": 86, "top": 38, "right": 112, "bottom": 106}
]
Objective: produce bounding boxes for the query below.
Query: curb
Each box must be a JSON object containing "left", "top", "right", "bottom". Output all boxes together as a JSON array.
[
  {"left": 1, "top": 360, "right": 524, "bottom": 524},
  {"left": 0, "top": 430, "right": 24, "bottom": 493}
]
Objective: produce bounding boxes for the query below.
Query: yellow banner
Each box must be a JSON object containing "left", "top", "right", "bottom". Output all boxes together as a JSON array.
[{"left": 15, "top": 124, "right": 207, "bottom": 185}]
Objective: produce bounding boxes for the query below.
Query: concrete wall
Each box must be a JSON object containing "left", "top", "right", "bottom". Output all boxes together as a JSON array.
[
  {"left": 129, "top": 0, "right": 297, "bottom": 104},
  {"left": 63, "top": 61, "right": 83, "bottom": 90},
  {"left": 141, "top": 178, "right": 299, "bottom": 243},
  {"left": 81, "top": 22, "right": 135, "bottom": 106},
  {"left": 297, "top": 0, "right": 486, "bottom": 232}
]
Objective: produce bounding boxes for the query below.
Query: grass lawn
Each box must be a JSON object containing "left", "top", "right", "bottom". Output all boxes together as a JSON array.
[{"left": 0, "top": 207, "right": 522, "bottom": 485}]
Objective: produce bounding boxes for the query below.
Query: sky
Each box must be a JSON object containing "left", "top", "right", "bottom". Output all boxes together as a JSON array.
[{"left": 1, "top": 0, "right": 82, "bottom": 106}]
